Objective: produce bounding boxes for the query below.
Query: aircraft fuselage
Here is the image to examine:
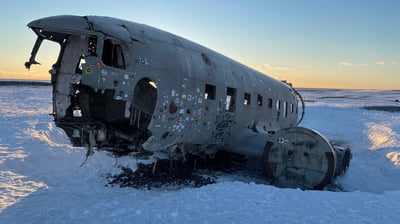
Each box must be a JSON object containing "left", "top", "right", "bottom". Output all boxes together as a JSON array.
[{"left": 25, "top": 15, "right": 350, "bottom": 190}]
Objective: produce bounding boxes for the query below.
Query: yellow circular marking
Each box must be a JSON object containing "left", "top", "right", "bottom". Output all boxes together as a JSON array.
[{"left": 85, "top": 67, "right": 93, "bottom": 74}]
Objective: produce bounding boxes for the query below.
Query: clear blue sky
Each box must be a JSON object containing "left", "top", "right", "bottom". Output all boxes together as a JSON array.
[{"left": 0, "top": 0, "right": 399, "bottom": 89}]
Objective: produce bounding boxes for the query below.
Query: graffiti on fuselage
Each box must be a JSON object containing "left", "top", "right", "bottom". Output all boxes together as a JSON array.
[{"left": 214, "top": 112, "right": 236, "bottom": 141}]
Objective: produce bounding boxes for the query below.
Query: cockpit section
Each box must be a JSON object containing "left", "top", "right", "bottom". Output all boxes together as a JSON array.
[{"left": 25, "top": 24, "right": 157, "bottom": 153}]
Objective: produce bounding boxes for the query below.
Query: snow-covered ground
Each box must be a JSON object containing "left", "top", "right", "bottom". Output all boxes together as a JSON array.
[{"left": 0, "top": 85, "right": 399, "bottom": 224}]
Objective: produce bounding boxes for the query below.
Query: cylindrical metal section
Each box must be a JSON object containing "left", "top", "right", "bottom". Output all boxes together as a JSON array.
[
  {"left": 263, "top": 127, "right": 337, "bottom": 190},
  {"left": 224, "top": 129, "right": 271, "bottom": 158},
  {"left": 333, "top": 146, "right": 352, "bottom": 177}
]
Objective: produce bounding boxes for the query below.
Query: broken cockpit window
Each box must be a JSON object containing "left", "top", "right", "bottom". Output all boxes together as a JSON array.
[
  {"left": 102, "top": 39, "right": 126, "bottom": 69},
  {"left": 88, "top": 36, "right": 97, "bottom": 56}
]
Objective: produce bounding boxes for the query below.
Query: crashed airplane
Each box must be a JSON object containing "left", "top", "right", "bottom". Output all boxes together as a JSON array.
[{"left": 25, "top": 15, "right": 351, "bottom": 190}]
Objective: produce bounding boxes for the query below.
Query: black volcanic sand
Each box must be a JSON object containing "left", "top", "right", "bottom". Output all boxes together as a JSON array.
[
  {"left": 0, "top": 80, "right": 51, "bottom": 86},
  {"left": 362, "top": 106, "right": 400, "bottom": 113},
  {"left": 107, "top": 152, "right": 246, "bottom": 189}
]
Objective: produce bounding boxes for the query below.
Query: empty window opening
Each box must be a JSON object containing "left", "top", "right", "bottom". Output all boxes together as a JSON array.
[
  {"left": 257, "top": 94, "right": 263, "bottom": 106},
  {"left": 205, "top": 84, "right": 216, "bottom": 100},
  {"left": 283, "top": 101, "right": 288, "bottom": 118},
  {"left": 244, "top": 92, "right": 251, "bottom": 105},
  {"left": 290, "top": 103, "right": 294, "bottom": 113},
  {"left": 88, "top": 36, "right": 97, "bottom": 56},
  {"left": 102, "top": 39, "right": 126, "bottom": 69},
  {"left": 268, "top": 98, "right": 273, "bottom": 108},
  {"left": 226, "top": 87, "right": 236, "bottom": 112},
  {"left": 276, "top": 100, "right": 281, "bottom": 111}
]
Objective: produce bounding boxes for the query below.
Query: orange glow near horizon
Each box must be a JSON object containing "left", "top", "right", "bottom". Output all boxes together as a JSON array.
[
  {"left": 0, "top": 40, "right": 59, "bottom": 81},
  {"left": 250, "top": 64, "right": 399, "bottom": 90},
  {"left": 0, "top": 69, "right": 50, "bottom": 81},
  {"left": 1, "top": 60, "right": 398, "bottom": 90}
]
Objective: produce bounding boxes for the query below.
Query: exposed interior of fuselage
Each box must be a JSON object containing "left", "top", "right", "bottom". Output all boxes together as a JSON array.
[{"left": 26, "top": 30, "right": 157, "bottom": 152}]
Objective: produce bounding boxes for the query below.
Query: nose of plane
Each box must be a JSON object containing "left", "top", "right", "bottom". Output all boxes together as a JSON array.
[{"left": 28, "top": 15, "right": 90, "bottom": 33}]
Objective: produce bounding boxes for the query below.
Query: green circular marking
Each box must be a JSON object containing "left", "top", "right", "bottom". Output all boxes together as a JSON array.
[{"left": 85, "top": 67, "right": 93, "bottom": 74}]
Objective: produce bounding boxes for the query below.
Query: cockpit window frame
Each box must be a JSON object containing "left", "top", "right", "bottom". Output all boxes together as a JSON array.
[{"left": 101, "top": 38, "right": 128, "bottom": 70}]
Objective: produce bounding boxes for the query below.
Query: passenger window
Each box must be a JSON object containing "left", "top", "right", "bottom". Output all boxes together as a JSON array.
[
  {"left": 283, "top": 101, "right": 288, "bottom": 118},
  {"left": 226, "top": 87, "right": 236, "bottom": 112},
  {"left": 268, "top": 98, "right": 273, "bottom": 108},
  {"left": 290, "top": 103, "right": 294, "bottom": 113},
  {"left": 257, "top": 94, "right": 263, "bottom": 106},
  {"left": 102, "top": 39, "right": 126, "bottom": 69},
  {"left": 205, "top": 84, "right": 216, "bottom": 100},
  {"left": 276, "top": 100, "right": 280, "bottom": 111},
  {"left": 244, "top": 92, "right": 251, "bottom": 105}
]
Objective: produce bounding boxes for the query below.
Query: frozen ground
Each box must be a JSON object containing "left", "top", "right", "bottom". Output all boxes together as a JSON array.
[{"left": 0, "top": 85, "right": 399, "bottom": 224}]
